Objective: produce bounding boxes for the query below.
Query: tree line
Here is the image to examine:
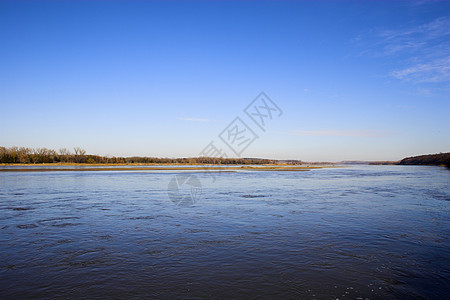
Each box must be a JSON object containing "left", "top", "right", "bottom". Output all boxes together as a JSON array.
[
  {"left": 0, "top": 146, "right": 288, "bottom": 165},
  {"left": 398, "top": 152, "right": 450, "bottom": 168}
]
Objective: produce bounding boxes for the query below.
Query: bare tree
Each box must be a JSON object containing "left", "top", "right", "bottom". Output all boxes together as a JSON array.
[
  {"left": 59, "top": 148, "right": 70, "bottom": 156},
  {"left": 74, "top": 147, "right": 86, "bottom": 163}
]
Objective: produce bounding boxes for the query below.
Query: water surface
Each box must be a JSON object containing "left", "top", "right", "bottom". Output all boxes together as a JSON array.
[{"left": 1, "top": 166, "right": 449, "bottom": 299}]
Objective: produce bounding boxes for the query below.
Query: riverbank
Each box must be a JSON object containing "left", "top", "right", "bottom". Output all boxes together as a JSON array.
[{"left": 0, "top": 165, "right": 330, "bottom": 172}]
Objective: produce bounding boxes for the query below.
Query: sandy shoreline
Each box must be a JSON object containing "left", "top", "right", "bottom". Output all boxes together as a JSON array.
[{"left": 0, "top": 165, "right": 329, "bottom": 172}]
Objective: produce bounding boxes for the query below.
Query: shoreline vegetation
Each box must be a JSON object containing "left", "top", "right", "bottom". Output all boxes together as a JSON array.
[
  {"left": 1, "top": 147, "right": 448, "bottom": 168},
  {"left": 397, "top": 153, "right": 450, "bottom": 167},
  {"left": 0, "top": 146, "right": 299, "bottom": 165},
  {"left": 368, "top": 153, "right": 450, "bottom": 168}
]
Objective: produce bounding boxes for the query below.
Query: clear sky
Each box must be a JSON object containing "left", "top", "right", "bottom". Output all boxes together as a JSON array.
[{"left": 1, "top": 0, "right": 449, "bottom": 161}]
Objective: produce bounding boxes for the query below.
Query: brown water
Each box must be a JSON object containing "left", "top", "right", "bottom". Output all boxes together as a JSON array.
[{"left": 0, "top": 165, "right": 449, "bottom": 299}]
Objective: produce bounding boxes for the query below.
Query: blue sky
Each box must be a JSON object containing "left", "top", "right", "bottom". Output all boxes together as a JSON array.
[{"left": 1, "top": 0, "right": 449, "bottom": 161}]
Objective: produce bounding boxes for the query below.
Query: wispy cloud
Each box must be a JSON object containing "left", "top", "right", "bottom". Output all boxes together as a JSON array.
[
  {"left": 379, "top": 16, "right": 449, "bottom": 44},
  {"left": 395, "top": 104, "right": 417, "bottom": 109},
  {"left": 285, "top": 130, "right": 391, "bottom": 138},
  {"left": 411, "top": 0, "right": 446, "bottom": 6},
  {"left": 390, "top": 57, "right": 450, "bottom": 83},
  {"left": 355, "top": 15, "right": 450, "bottom": 84},
  {"left": 178, "top": 117, "right": 211, "bottom": 122}
]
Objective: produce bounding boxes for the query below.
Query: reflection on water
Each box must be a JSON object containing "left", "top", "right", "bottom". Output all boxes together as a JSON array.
[{"left": 0, "top": 166, "right": 449, "bottom": 298}]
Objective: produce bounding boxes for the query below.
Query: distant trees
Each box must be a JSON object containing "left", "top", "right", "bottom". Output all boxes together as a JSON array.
[
  {"left": 0, "top": 146, "right": 294, "bottom": 165},
  {"left": 73, "top": 147, "right": 86, "bottom": 163},
  {"left": 398, "top": 153, "right": 450, "bottom": 168},
  {"left": 0, "top": 146, "right": 90, "bottom": 164},
  {"left": 59, "top": 148, "right": 70, "bottom": 163}
]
